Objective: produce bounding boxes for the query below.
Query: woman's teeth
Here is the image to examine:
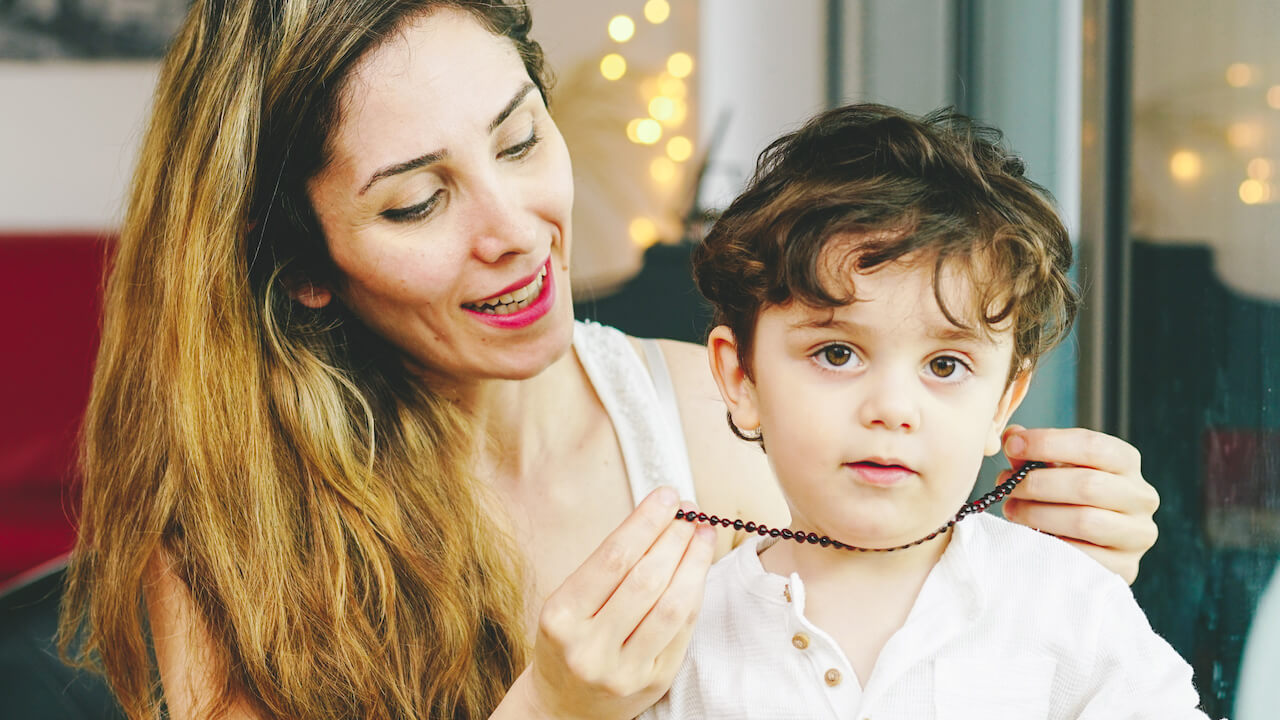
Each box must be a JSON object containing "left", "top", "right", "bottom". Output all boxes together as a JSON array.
[{"left": 465, "top": 266, "right": 547, "bottom": 315}]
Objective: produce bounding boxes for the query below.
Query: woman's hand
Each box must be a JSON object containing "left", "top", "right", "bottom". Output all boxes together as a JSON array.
[
  {"left": 498, "top": 487, "right": 716, "bottom": 720},
  {"left": 999, "top": 425, "right": 1160, "bottom": 584}
]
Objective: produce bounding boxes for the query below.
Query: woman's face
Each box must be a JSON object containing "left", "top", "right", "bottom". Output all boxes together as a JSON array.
[{"left": 306, "top": 8, "right": 575, "bottom": 384}]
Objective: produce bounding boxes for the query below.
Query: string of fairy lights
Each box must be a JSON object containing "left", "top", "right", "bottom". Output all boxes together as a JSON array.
[
  {"left": 596, "top": 0, "right": 696, "bottom": 247},
  {"left": 1168, "top": 62, "right": 1278, "bottom": 205}
]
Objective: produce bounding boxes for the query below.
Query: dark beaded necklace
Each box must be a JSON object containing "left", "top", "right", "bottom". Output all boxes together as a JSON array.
[{"left": 675, "top": 461, "right": 1046, "bottom": 552}]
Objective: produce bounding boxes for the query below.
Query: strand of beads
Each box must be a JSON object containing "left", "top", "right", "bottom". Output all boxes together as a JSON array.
[{"left": 675, "top": 461, "right": 1045, "bottom": 553}]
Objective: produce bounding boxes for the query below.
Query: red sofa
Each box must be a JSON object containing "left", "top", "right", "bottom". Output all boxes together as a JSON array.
[{"left": 0, "top": 234, "right": 107, "bottom": 585}]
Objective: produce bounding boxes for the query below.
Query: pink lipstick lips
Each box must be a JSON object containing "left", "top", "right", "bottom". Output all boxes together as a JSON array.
[{"left": 462, "top": 257, "right": 555, "bottom": 329}]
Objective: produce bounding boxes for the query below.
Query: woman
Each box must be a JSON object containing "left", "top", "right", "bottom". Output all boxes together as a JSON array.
[{"left": 59, "top": 1, "right": 1159, "bottom": 718}]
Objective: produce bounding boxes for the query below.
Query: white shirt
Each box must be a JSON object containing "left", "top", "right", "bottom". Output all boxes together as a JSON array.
[{"left": 641, "top": 514, "right": 1210, "bottom": 720}]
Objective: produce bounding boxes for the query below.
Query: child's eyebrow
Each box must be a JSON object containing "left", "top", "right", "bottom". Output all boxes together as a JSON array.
[
  {"left": 789, "top": 316, "right": 854, "bottom": 331},
  {"left": 790, "top": 316, "right": 997, "bottom": 346},
  {"left": 926, "top": 325, "right": 993, "bottom": 344}
]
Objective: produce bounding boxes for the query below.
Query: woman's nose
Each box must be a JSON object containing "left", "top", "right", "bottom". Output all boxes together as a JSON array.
[
  {"left": 464, "top": 177, "right": 538, "bottom": 264},
  {"left": 856, "top": 373, "right": 921, "bottom": 431}
]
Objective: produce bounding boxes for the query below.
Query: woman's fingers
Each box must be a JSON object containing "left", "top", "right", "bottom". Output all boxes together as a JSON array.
[
  {"left": 997, "top": 426, "right": 1159, "bottom": 584},
  {"left": 620, "top": 523, "right": 716, "bottom": 661},
  {"left": 551, "top": 486, "right": 682, "bottom": 619},
  {"left": 526, "top": 491, "right": 714, "bottom": 720},
  {"left": 1002, "top": 499, "right": 1140, "bottom": 551},
  {"left": 999, "top": 466, "right": 1160, "bottom": 516},
  {"left": 1053, "top": 536, "right": 1143, "bottom": 587},
  {"left": 1003, "top": 425, "right": 1143, "bottom": 476},
  {"left": 591, "top": 504, "right": 703, "bottom": 642}
]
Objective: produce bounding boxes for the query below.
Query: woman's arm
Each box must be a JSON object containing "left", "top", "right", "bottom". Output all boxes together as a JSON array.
[
  {"left": 144, "top": 553, "right": 263, "bottom": 720},
  {"left": 999, "top": 424, "right": 1161, "bottom": 584}
]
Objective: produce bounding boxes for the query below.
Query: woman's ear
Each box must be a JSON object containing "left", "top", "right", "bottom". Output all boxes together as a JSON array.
[
  {"left": 282, "top": 275, "right": 333, "bottom": 309},
  {"left": 707, "top": 325, "right": 761, "bottom": 433},
  {"left": 985, "top": 368, "right": 1033, "bottom": 456}
]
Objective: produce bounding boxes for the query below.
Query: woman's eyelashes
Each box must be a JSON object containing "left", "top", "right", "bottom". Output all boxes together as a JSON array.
[
  {"left": 382, "top": 188, "right": 443, "bottom": 223},
  {"left": 498, "top": 126, "right": 540, "bottom": 160},
  {"left": 380, "top": 126, "right": 541, "bottom": 224}
]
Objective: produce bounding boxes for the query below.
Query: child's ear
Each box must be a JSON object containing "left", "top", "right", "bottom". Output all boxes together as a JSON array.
[
  {"left": 282, "top": 274, "right": 333, "bottom": 309},
  {"left": 984, "top": 367, "right": 1033, "bottom": 456},
  {"left": 707, "top": 325, "right": 762, "bottom": 433}
]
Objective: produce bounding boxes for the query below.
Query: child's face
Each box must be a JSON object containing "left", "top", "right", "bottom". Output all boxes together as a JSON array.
[{"left": 709, "top": 253, "right": 1031, "bottom": 549}]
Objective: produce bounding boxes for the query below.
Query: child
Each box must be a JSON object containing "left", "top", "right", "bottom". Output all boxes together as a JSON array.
[{"left": 641, "top": 104, "right": 1209, "bottom": 719}]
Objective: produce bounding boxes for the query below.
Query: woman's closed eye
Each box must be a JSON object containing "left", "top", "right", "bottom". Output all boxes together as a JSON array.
[
  {"left": 498, "top": 126, "right": 540, "bottom": 160},
  {"left": 926, "top": 354, "right": 972, "bottom": 382},
  {"left": 382, "top": 188, "right": 444, "bottom": 223}
]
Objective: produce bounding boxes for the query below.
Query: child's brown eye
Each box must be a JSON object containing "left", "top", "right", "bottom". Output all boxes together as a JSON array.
[
  {"left": 821, "top": 345, "right": 852, "bottom": 366},
  {"left": 930, "top": 357, "right": 958, "bottom": 377}
]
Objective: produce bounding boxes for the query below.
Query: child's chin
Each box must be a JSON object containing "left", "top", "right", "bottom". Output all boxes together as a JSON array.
[{"left": 832, "top": 515, "right": 951, "bottom": 550}]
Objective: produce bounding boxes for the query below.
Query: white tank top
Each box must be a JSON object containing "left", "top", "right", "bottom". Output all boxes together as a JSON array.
[{"left": 572, "top": 321, "right": 698, "bottom": 505}]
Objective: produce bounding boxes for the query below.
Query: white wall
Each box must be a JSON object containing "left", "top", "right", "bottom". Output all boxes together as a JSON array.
[
  {"left": 697, "top": 0, "right": 827, "bottom": 210},
  {"left": 0, "top": 62, "right": 157, "bottom": 231}
]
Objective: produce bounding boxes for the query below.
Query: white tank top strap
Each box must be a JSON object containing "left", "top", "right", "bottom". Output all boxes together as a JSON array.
[
  {"left": 573, "top": 321, "right": 698, "bottom": 506},
  {"left": 638, "top": 336, "right": 693, "bottom": 476}
]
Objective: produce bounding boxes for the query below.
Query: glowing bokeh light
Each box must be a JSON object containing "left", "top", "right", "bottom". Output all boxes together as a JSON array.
[
  {"left": 1239, "top": 179, "right": 1270, "bottom": 204},
  {"left": 1169, "top": 150, "right": 1202, "bottom": 182},
  {"left": 667, "top": 52, "right": 694, "bottom": 78},
  {"left": 1268, "top": 85, "right": 1280, "bottom": 109},
  {"left": 1226, "top": 63, "right": 1256, "bottom": 88},
  {"left": 650, "top": 157, "right": 677, "bottom": 184},
  {"left": 630, "top": 217, "right": 659, "bottom": 247},
  {"left": 648, "top": 96, "right": 675, "bottom": 122},
  {"left": 599, "top": 53, "right": 627, "bottom": 81},
  {"left": 1227, "top": 121, "right": 1264, "bottom": 149},
  {"left": 658, "top": 74, "right": 687, "bottom": 100},
  {"left": 608, "top": 15, "right": 636, "bottom": 43},
  {"left": 656, "top": 98, "right": 687, "bottom": 128},
  {"left": 629, "top": 118, "right": 662, "bottom": 145},
  {"left": 1248, "top": 158, "right": 1273, "bottom": 180},
  {"left": 644, "top": 0, "right": 670, "bottom": 24},
  {"left": 666, "top": 136, "right": 693, "bottom": 162}
]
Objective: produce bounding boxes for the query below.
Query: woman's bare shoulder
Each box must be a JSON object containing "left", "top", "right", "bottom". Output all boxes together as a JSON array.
[
  {"left": 144, "top": 552, "right": 263, "bottom": 720},
  {"left": 643, "top": 338, "right": 789, "bottom": 550}
]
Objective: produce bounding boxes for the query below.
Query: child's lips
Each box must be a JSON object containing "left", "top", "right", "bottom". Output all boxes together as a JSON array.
[{"left": 846, "top": 460, "right": 917, "bottom": 487}]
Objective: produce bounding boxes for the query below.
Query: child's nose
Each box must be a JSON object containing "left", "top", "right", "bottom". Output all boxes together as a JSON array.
[{"left": 857, "top": 379, "right": 920, "bottom": 431}]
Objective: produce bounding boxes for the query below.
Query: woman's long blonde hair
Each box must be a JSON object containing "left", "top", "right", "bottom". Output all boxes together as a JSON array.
[{"left": 59, "top": 1, "right": 551, "bottom": 717}]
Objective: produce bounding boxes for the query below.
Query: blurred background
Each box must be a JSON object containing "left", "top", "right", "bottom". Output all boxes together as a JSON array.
[{"left": 0, "top": 1, "right": 1276, "bottom": 718}]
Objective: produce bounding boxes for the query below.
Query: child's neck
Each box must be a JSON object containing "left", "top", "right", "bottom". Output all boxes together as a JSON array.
[{"left": 760, "top": 532, "right": 951, "bottom": 687}]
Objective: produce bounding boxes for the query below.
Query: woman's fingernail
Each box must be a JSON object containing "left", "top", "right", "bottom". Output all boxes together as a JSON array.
[
  {"left": 656, "top": 487, "right": 678, "bottom": 506},
  {"left": 1005, "top": 435, "right": 1026, "bottom": 456}
]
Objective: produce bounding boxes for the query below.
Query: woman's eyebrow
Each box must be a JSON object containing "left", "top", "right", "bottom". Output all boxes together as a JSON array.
[
  {"left": 489, "top": 82, "right": 537, "bottom": 132},
  {"left": 358, "top": 82, "right": 538, "bottom": 196},
  {"left": 360, "top": 148, "right": 447, "bottom": 196}
]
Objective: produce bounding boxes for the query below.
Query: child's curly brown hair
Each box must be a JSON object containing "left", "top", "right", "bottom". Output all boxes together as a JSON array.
[{"left": 694, "top": 103, "right": 1079, "bottom": 383}]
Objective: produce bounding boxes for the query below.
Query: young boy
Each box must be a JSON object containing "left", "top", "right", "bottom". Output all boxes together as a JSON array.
[{"left": 641, "top": 104, "right": 1208, "bottom": 719}]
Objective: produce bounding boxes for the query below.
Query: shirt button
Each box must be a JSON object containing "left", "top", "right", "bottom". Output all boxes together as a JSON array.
[
  {"left": 791, "top": 632, "right": 810, "bottom": 650},
  {"left": 824, "top": 668, "right": 842, "bottom": 686}
]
